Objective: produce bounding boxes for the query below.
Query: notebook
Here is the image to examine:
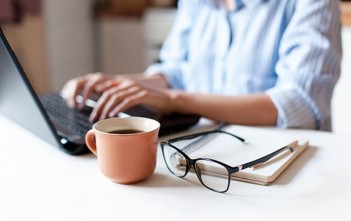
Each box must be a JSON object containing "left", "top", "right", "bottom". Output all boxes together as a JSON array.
[
  {"left": 0, "top": 28, "right": 199, "bottom": 155},
  {"left": 176, "top": 125, "right": 309, "bottom": 185}
]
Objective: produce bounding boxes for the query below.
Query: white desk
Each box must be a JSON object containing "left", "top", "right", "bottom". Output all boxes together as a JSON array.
[{"left": 0, "top": 113, "right": 350, "bottom": 221}]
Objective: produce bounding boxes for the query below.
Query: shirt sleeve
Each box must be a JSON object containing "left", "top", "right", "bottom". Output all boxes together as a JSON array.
[
  {"left": 145, "top": 0, "right": 199, "bottom": 89},
  {"left": 266, "top": 0, "right": 342, "bottom": 131}
]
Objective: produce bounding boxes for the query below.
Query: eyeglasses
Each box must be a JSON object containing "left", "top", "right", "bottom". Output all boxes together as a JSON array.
[{"left": 160, "top": 130, "right": 294, "bottom": 193}]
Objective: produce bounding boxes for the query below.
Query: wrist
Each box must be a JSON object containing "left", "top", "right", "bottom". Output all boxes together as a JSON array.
[{"left": 167, "top": 90, "right": 187, "bottom": 113}]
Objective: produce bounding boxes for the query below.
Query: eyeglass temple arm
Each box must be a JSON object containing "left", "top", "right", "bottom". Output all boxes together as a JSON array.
[
  {"left": 167, "top": 130, "right": 245, "bottom": 143},
  {"left": 239, "top": 145, "right": 294, "bottom": 171}
]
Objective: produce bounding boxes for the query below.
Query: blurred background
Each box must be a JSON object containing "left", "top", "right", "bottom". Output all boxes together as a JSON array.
[
  {"left": 1, "top": 0, "right": 178, "bottom": 94},
  {"left": 1, "top": 0, "right": 351, "bottom": 137}
]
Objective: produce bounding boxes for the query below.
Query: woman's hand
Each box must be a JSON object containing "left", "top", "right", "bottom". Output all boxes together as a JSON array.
[
  {"left": 61, "top": 72, "right": 173, "bottom": 122},
  {"left": 61, "top": 72, "right": 113, "bottom": 109},
  {"left": 89, "top": 78, "right": 174, "bottom": 122}
]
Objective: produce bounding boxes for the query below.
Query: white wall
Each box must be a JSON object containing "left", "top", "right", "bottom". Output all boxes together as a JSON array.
[
  {"left": 143, "top": 8, "right": 176, "bottom": 66},
  {"left": 44, "top": 0, "right": 96, "bottom": 91},
  {"left": 97, "top": 8, "right": 176, "bottom": 75},
  {"left": 97, "top": 17, "right": 145, "bottom": 75},
  {"left": 43, "top": 4, "right": 176, "bottom": 88},
  {"left": 332, "top": 27, "right": 351, "bottom": 137}
]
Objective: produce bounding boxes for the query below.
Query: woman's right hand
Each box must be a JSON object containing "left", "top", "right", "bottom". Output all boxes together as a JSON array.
[{"left": 61, "top": 72, "right": 113, "bottom": 109}]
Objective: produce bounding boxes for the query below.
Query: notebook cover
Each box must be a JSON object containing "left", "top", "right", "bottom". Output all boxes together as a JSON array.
[{"left": 179, "top": 125, "right": 309, "bottom": 185}]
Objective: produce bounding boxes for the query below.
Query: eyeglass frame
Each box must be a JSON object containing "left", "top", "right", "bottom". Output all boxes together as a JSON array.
[{"left": 160, "top": 130, "right": 294, "bottom": 193}]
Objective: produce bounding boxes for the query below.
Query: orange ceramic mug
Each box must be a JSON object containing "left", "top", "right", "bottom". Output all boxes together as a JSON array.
[{"left": 85, "top": 117, "right": 160, "bottom": 184}]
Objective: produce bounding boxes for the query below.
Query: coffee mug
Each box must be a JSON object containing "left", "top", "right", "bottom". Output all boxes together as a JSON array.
[{"left": 85, "top": 117, "right": 160, "bottom": 184}]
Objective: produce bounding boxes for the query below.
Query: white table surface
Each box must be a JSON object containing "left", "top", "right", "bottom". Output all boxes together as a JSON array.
[{"left": 0, "top": 113, "right": 350, "bottom": 221}]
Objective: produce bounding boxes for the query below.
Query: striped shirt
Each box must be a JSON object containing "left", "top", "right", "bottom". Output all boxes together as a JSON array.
[{"left": 146, "top": 0, "right": 342, "bottom": 131}]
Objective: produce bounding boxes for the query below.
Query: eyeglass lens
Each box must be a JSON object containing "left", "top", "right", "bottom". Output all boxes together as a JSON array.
[
  {"left": 162, "top": 143, "right": 231, "bottom": 192},
  {"left": 194, "top": 159, "right": 230, "bottom": 192},
  {"left": 162, "top": 144, "right": 188, "bottom": 177}
]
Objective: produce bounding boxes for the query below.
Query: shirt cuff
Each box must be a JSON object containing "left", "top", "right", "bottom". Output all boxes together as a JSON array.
[
  {"left": 145, "top": 63, "right": 184, "bottom": 90},
  {"left": 266, "top": 86, "right": 317, "bottom": 130}
]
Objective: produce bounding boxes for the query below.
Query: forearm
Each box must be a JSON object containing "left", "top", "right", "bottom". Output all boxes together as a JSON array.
[
  {"left": 170, "top": 91, "right": 278, "bottom": 126},
  {"left": 114, "top": 73, "right": 169, "bottom": 89}
]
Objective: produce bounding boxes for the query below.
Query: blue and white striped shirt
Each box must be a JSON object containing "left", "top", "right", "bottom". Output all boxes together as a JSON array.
[{"left": 146, "top": 0, "right": 342, "bottom": 131}]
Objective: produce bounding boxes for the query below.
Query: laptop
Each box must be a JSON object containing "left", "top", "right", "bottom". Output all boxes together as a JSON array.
[{"left": 0, "top": 28, "right": 200, "bottom": 155}]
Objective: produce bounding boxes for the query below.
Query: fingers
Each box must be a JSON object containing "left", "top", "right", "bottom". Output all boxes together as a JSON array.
[
  {"left": 88, "top": 78, "right": 173, "bottom": 122},
  {"left": 61, "top": 76, "right": 88, "bottom": 109},
  {"left": 79, "top": 73, "right": 113, "bottom": 109},
  {"left": 108, "top": 90, "right": 147, "bottom": 118},
  {"left": 61, "top": 72, "right": 114, "bottom": 109},
  {"left": 95, "top": 79, "right": 120, "bottom": 93},
  {"left": 89, "top": 88, "right": 117, "bottom": 122},
  {"left": 102, "top": 86, "right": 141, "bottom": 120},
  {"left": 89, "top": 80, "right": 142, "bottom": 122}
]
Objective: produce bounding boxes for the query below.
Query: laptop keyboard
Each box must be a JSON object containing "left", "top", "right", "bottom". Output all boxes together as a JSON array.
[
  {"left": 40, "top": 94, "right": 93, "bottom": 137},
  {"left": 39, "top": 93, "right": 200, "bottom": 139}
]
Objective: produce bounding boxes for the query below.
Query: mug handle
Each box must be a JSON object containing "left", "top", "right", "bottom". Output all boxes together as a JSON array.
[{"left": 85, "top": 129, "right": 97, "bottom": 156}]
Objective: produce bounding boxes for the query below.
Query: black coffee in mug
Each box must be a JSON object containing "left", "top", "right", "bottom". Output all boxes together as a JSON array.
[{"left": 108, "top": 129, "right": 144, "bottom": 134}]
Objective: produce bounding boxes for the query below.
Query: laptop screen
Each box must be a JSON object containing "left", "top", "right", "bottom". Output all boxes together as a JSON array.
[{"left": 0, "top": 29, "right": 62, "bottom": 150}]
